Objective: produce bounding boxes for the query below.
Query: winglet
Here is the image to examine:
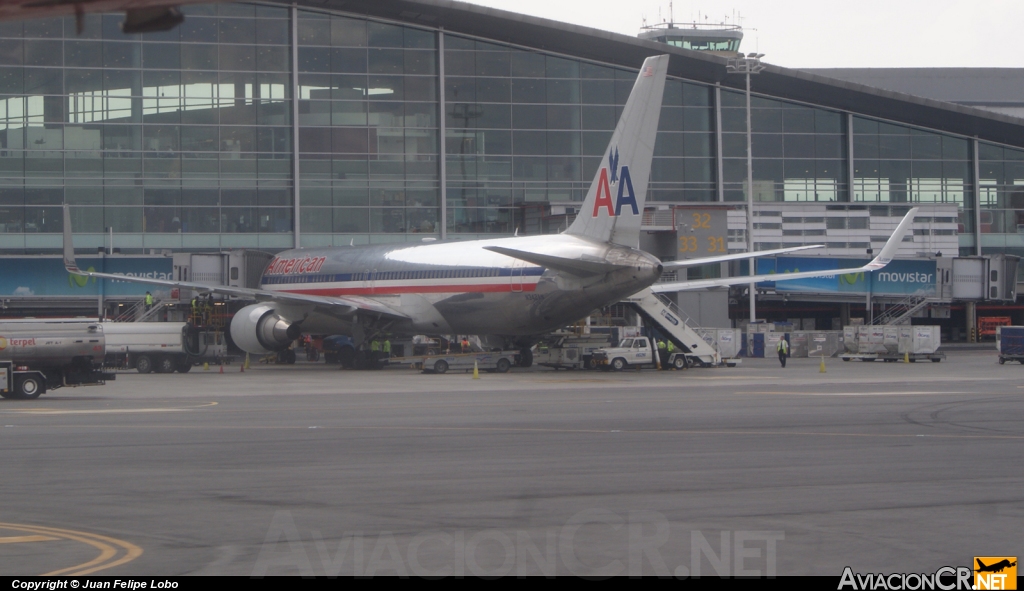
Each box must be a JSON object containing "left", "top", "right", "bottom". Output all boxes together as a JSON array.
[
  {"left": 63, "top": 204, "right": 82, "bottom": 274},
  {"left": 864, "top": 207, "right": 918, "bottom": 271}
]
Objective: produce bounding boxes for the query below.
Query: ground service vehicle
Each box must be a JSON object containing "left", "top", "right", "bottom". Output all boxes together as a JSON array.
[
  {"left": 592, "top": 336, "right": 689, "bottom": 371},
  {"left": 410, "top": 351, "right": 518, "bottom": 374},
  {"left": 103, "top": 321, "right": 227, "bottom": 373},
  {"left": 533, "top": 333, "right": 614, "bottom": 370},
  {"left": 0, "top": 319, "right": 115, "bottom": 399}
]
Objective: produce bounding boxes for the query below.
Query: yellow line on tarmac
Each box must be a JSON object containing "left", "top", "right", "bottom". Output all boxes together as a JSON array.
[
  {"left": 0, "top": 535, "right": 57, "bottom": 543},
  {"left": 0, "top": 522, "right": 143, "bottom": 575}
]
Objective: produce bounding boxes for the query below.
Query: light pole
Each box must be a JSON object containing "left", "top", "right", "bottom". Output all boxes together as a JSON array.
[{"left": 727, "top": 52, "right": 765, "bottom": 323}]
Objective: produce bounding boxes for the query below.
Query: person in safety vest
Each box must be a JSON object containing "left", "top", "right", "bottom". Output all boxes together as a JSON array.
[
  {"left": 370, "top": 338, "right": 381, "bottom": 367},
  {"left": 666, "top": 339, "right": 675, "bottom": 369},
  {"left": 657, "top": 339, "right": 667, "bottom": 369},
  {"left": 777, "top": 337, "right": 789, "bottom": 368},
  {"left": 144, "top": 291, "right": 153, "bottom": 311}
]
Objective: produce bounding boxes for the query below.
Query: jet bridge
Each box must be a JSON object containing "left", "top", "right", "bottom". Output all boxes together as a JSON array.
[{"left": 621, "top": 288, "right": 723, "bottom": 366}]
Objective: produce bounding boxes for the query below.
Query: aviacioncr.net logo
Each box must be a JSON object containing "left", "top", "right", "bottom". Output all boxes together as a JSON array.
[{"left": 68, "top": 267, "right": 97, "bottom": 288}]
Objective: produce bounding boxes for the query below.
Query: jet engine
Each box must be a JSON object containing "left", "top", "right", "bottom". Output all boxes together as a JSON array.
[{"left": 230, "top": 304, "right": 302, "bottom": 354}]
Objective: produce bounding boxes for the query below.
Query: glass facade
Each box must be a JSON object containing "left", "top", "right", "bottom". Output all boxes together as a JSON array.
[
  {"left": 852, "top": 116, "right": 973, "bottom": 244},
  {"left": 0, "top": 2, "right": 1013, "bottom": 256},
  {"left": 979, "top": 143, "right": 1024, "bottom": 254},
  {"left": 721, "top": 91, "right": 846, "bottom": 204},
  {"left": 0, "top": 5, "right": 295, "bottom": 251}
]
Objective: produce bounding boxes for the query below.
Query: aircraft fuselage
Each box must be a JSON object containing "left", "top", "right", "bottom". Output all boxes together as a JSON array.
[{"left": 259, "top": 234, "right": 663, "bottom": 338}]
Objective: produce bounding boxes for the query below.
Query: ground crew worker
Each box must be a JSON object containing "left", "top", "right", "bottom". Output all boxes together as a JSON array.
[
  {"left": 144, "top": 291, "right": 153, "bottom": 311},
  {"left": 382, "top": 336, "right": 391, "bottom": 364},
  {"left": 203, "top": 293, "right": 214, "bottom": 324},
  {"left": 657, "top": 339, "right": 667, "bottom": 369},
  {"left": 370, "top": 338, "right": 381, "bottom": 366},
  {"left": 777, "top": 337, "right": 789, "bottom": 368},
  {"left": 191, "top": 296, "right": 200, "bottom": 323},
  {"left": 666, "top": 339, "right": 675, "bottom": 368},
  {"left": 461, "top": 336, "right": 470, "bottom": 353}
]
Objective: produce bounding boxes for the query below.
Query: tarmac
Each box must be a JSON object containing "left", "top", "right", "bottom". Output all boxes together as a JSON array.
[{"left": 0, "top": 346, "right": 1020, "bottom": 576}]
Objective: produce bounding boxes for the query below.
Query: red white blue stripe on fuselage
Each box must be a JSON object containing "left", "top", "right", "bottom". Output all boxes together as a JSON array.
[{"left": 260, "top": 266, "right": 545, "bottom": 296}]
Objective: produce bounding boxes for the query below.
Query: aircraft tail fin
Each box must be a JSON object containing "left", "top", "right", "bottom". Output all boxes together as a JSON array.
[{"left": 565, "top": 55, "right": 669, "bottom": 248}]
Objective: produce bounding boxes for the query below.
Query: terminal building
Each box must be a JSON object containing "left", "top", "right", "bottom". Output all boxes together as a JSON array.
[{"left": 0, "top": 0, "right": 1021, "bottom": 340}]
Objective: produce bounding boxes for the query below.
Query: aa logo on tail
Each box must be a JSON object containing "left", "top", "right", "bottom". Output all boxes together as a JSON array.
[{"left": 592, "top": 147, "right": 639, "bottom": 217}]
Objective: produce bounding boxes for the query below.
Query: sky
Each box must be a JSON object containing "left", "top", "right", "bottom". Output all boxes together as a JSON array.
[{"left": 459, "top": 0, "right": 1024, "bottom": 69}]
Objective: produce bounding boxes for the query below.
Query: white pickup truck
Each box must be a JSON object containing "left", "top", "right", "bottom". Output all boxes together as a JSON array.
[{"left": 591, "top": 336, "right": 689, "bottom": 371}]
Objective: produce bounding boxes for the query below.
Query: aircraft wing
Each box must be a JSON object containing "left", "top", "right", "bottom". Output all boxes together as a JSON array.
[
  {"left": 653, "top": 207, "right": 919, "bottom": 293},
  {"left": 661, "top": 244, "right": 824, "bottom": 269},
  {"left": 61, "top": 206, "right": 409, "bottom": 321}
]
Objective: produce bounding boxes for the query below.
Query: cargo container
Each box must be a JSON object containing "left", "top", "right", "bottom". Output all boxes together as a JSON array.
[
  {"left": 857, "top": 326, "right": 887, "bottom": 354},
  {"left": 789, "top": 332, "right": 809, "bottom": 358},
  {"left": 841, "top": 325, "right": 943, "bottom": 362},
  {"left": 843, "top": 326, "right": 859, "bottom": 353},
  {"left": 898, "top": 326, "right": 941, "bottom": 355},
  {"left": 996, "top": 326, "right": 1024, "bottom": 364},
  {"left": 715, "top": 329, "right": 742, "bottom": 360},
  {"left": 882, "top": 326, "right": 900, "bottom": 355},
  {"left": 808, "top": 332, "right": 841, "bottom": 358}
]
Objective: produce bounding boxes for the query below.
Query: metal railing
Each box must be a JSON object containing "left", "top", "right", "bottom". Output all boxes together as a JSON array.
[
  {"left": 651, "top": 290, "right": 717, "bottom": 346},
  {"left": 872, "top": 294, "right": 930, "bottom": 326}
]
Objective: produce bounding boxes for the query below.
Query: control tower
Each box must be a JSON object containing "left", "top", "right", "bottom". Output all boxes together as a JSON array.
[{"left": 638, "top": 20, "right": 743, "bottom": 56}]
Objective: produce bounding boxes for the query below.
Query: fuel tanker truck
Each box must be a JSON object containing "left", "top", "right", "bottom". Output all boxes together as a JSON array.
[{"left": 0, "top": 319, "right": 116, "bottom": 400}]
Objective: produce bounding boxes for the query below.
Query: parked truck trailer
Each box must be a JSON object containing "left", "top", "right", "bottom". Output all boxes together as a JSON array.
[
  {"left": 0, "top": 319, "right": 115, "bottom": 399},
  {"left": 102, "top": 321, "right": 228, "bottom": 373}
]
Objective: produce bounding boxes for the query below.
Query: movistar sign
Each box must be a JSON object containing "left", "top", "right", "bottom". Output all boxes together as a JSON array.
[{"left": 756, "top": 257, "right": 937, "bottom": 296}]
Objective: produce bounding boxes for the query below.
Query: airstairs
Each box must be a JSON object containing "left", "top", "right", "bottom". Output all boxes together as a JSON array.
[
  {"left": 620, "top": 287, "right": 722, "bottom": 366},
  {"left": 113, "top": 298, "right": 164, "bottom": 322},
  {"left": 871, "top": 294, "right": 933, "bottom": 326}
]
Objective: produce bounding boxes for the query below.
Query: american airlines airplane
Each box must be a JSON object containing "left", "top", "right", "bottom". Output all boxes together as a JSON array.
[{"left": 63, "top": 55, "right": 917, "bottom": 358}]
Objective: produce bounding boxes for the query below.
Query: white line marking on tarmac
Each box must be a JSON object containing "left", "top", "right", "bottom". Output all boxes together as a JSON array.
[
  {"left": 745, "top": 391, "right": 973, "bottom": 396},
  {"left": 0, "top": 401, "right": 218, "bottom": 415}
]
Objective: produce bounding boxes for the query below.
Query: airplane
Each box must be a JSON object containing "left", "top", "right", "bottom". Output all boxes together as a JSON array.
[
  {"left": 976, "top": 559, "right": 1016, "bottom": 573},
  {"left": 62, "top": 54, "right": 918, "bottom": 362}
]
